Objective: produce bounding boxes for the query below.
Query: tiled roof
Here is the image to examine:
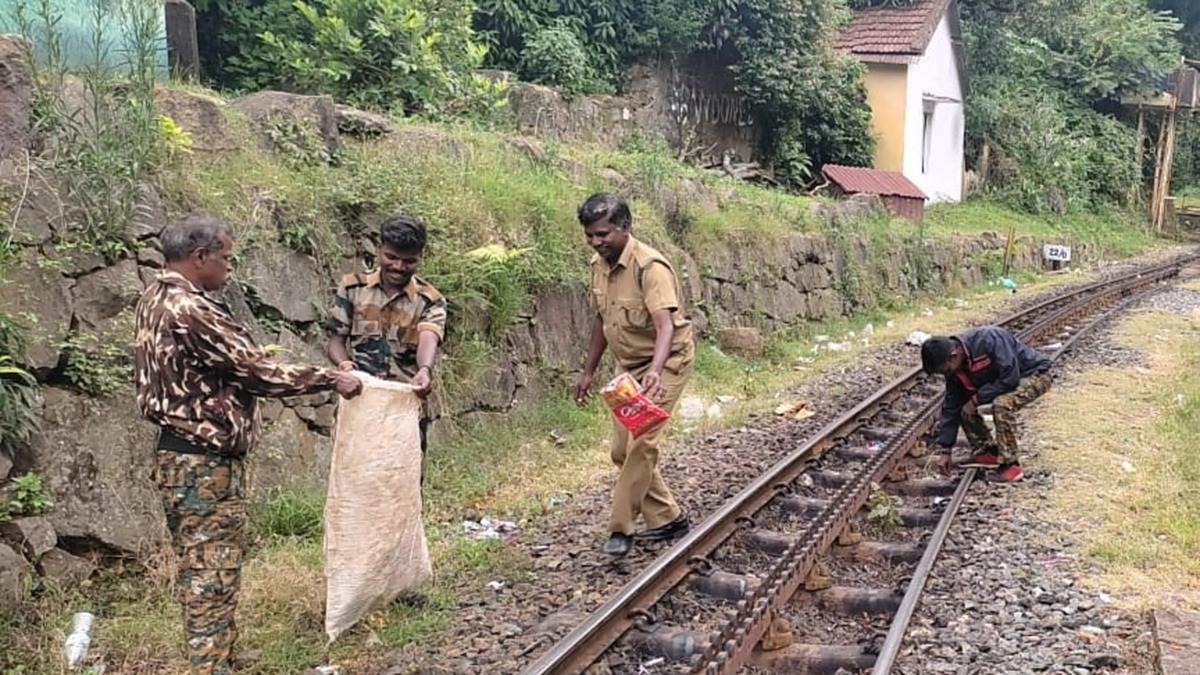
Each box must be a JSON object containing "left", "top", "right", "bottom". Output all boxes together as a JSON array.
[
  {"left": 835, "top": 0, "right": 952, "bottom": 59},
  {"left": 822, "top": 164, "right": 927, "bottom": 200}
]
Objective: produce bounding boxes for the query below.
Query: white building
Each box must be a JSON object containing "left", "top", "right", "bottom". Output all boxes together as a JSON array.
[{"left": 836, "top": 0, "right": 968, "bottom": 203}]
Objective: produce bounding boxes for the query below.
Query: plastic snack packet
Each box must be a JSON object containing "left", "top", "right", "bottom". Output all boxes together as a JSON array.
[{"left": 601, "top": 372, "right": 670, "bottom": 439}]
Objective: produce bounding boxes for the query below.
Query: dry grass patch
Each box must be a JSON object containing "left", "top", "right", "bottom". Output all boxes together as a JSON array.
[{"left": 1028, "top": 306, "right": 1200, "bottom": 609}]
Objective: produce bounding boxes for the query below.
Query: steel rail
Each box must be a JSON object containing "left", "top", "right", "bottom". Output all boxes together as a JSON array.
[
  {"left": 870, "top": 468, "right": 975, "bottom": 675},
  {"left": 694, "top": 260, "right": 1187, "bottom": 675},
  {"left": 870, "top": 284, "right": 1152, "bottom": 675},
  {"left": 521, "top": 253, "right": 1195, "bottom": 675}
]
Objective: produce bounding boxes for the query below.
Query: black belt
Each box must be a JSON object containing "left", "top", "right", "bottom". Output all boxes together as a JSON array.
[{"left": 157, "top": 427, "right": 216, "bottom": 456}]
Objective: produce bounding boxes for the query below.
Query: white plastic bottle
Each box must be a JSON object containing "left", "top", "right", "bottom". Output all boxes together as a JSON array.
[{"left": 64, "top": 611, "right": 95, "bottom": 670}]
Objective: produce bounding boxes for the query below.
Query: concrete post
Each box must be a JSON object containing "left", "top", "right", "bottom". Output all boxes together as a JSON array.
[{"left": 164, "top": 0, "right": 200, "bottom": 79}]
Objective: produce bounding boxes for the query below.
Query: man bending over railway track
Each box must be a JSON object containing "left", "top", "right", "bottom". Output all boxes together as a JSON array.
[
  {"left": 573, "top": 193, "right": 695, "bottom": 556},
  {"left": 921, "top": 326, "right": 1052, "bottom": 483}
]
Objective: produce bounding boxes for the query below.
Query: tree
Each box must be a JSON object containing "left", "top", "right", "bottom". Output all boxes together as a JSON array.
[
  {"left": 1151, "top": 0, "right": 1200, "bottom": 59},
  {"left": 961, "top": 0, "right": 1181, "bottom": 211}
]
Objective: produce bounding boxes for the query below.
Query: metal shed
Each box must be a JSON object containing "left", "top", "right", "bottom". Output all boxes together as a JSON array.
[{"left": 822, "top": 164, "right": 928, "bottom": 222}]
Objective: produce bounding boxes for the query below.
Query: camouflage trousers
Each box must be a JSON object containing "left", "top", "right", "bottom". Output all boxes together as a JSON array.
[
  {"left": 961, "top": 373, "right": 1053, "bottom": 464},
  {"left": 155, "top": 450, "right": 246, "bottom": 675}
]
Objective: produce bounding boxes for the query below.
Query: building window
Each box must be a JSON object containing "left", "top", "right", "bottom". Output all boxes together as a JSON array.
[{"left": 922, "top": 107, "right": 935, "bottom": 174}]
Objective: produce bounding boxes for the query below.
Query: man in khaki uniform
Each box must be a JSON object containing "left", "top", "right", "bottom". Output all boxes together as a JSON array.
[{"left": 573, "top": 193, "right": 694, "bottom": 556}]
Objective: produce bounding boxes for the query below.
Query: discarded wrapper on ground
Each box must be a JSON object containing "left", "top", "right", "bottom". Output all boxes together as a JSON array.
[
  {"left": 601, "top": 372, "right": 670, "bottom": 439},
  {"left": 324, "top": 374, "right": 431, "bottom": 641}
]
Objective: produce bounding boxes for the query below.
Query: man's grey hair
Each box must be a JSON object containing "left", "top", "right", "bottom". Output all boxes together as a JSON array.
[{"left": 161, "top": 211, "right": 232, "bottom": 262}]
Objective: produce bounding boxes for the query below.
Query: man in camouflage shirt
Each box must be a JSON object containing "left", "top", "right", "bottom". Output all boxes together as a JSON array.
[
  {"left": 134, "top": 211, "right": 362, "bottom": 674},
  {"left": 326, "top": 214, "right": 447, "bottom": 460}
]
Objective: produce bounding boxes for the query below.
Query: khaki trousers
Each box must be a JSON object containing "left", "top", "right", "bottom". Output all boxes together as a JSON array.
[{"left": 608, "top": 364, "right": 691, "bottom": 535}]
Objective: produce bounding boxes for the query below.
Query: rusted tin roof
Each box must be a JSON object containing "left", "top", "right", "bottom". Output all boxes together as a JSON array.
[{"left": 822, "top": 164, "right": 927, "bottom": 200}]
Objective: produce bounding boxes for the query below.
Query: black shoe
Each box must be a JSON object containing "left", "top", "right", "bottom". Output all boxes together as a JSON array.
[
  {"left": 603, "top": 533, "right": 633, "bottom": 556},
  {"left": 635, "top": 515, "right": 690, "bottom": 542}
]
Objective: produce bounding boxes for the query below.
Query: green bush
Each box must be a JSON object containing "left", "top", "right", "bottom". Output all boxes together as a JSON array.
[
  {"left": 200, "top": 0, "right": 309, "bottom": 92},
  {"left": 474, "top": 0, "right": 637, "bottom": 91},
  {"left": 963, "top": 0, "right": 1180, "bottom": 213},
  {"left": 244, "top": 0, "right": 503, "bottom": 116},
  {"left": 519, "top": 19, "right": 602, "bottom": 95},
  {"left": 724, "top": 0, "right": 875, "bottom": 186},
  {"left": 3, "top": 473, "right": 53, "bottom": 520}
]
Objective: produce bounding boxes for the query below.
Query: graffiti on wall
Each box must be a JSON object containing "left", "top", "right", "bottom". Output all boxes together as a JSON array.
[{"left": 668, "top": 85, "right": 755, "bottom": 129}]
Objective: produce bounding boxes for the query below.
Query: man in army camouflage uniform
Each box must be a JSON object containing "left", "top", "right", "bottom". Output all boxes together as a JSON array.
[
  {"left": 325, "top": 213, "right": 446, "bottom": 461},
  {"left": 573, "top": 194, "right": 694, "bottom": 557},
  {"left": 134, "top": 211, "right": 363, "bottom": 674},
  {"left": 921, "top": 326, "right": 1053, "bottom": 483}
]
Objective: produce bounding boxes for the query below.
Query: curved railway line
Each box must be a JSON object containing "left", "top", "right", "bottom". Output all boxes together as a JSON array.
[{"left": 519, "top": 252, "right": 1198, "bottom": 675}]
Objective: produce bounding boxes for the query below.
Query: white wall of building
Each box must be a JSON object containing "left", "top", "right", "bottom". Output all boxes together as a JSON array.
[{"left": 902, "top": 14, "right": 964, "bottom": 203}]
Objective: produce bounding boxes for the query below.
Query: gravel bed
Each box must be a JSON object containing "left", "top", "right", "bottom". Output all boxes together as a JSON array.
[
  {"left": 384, "top": 355, "right": 932, "bottom": 673},
  {"left": 888, "top": 277, "right": 1200, "bottom": 675},
  {"left": 826, "top": 551, "right": 907, "bottom": 589},
  {"left": 1129, "top": 278, "right": 1200, "bottom": 314},
  {"left": 892, "top": 482, "right": 1150, "bottom": 675},
  {"left": 781, "top": 603, "right": 889, "bottom": 648},
  {"left": 380, "top": 257, "right": 1197, "bottom": 675}
]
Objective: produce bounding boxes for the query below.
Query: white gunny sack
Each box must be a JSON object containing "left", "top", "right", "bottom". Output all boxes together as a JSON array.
[{"left": 323, "top": 375, "right": 431, "bottom": 641}]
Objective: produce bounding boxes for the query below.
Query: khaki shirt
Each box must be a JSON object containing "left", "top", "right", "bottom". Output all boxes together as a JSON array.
[{"left": 590, "top": 237, "right": 694, "bottom": 375}]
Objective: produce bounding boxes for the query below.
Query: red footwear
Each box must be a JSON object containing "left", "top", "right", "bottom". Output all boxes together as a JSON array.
[
  {"left": 987, "top": 463, "right": 1024, "bottom": 483},
  {"left": 959, "top": 451, "right": 1001, "bottom": 468}
]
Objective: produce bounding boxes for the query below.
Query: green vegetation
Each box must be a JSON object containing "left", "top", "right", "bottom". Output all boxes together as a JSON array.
[
  {"left": 475, "top": 0, "right": 875, "bottom": 185},
  {"left": 925, "top": 202, "right": 1158, "bottom": 256},
  {"left": 259, "top": 0, "right": 502, "bottom": 116},
  {"left": 197, "top": 0, "right": 503, "bottom": 116},
  {"left": 59, "top": 314, "right": 135, "bottom": 399},
  {"left": 195, "top": 0, "right": 873, "bottom": 184},
  {"left": 2, "top": 473, "right": 53, "bottom": 522},
  {"left": 516, "top": 18, "right": 606, "bottom": 95},
  {"left": 866, "top": 484, "right": 903, "bottom": 532},
  {"left": 1030, "top": 304, "right": 1200, "bottom": 607},
  {"left": 251, "top": 487, "right": 325, "bottom": 541},
  {"left": 26, "top": 0, "right": 1200, "bottom": 213},
  {"left": 1152, "top": 0, "right": 1200, "bottom": 58},
  {"left": 0, "top": 316, "right": 39, "bottom": 456},
  {"left": 963, "top": 0, "right": 1181, "bottom": 212},
  {"left": 14, "top": 0, "right": 169, "bottom": 259}
]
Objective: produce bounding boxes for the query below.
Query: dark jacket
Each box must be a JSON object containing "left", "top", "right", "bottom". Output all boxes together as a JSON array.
[{"left": 935, "top": 325, "right": 1051, "bottom": 447}]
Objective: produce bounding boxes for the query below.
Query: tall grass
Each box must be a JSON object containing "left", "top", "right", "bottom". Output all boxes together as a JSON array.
[
  {"left": 250, "top": 487, "right": 324, "bottom": 542},
  {"left": 14, "top": 0, "right": 168, "bottom": 260}
]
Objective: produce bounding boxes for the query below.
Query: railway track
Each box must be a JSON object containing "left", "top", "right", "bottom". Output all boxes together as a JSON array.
[{"left": 520, "top": 253, "right": 1196, "bottom": 675}]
